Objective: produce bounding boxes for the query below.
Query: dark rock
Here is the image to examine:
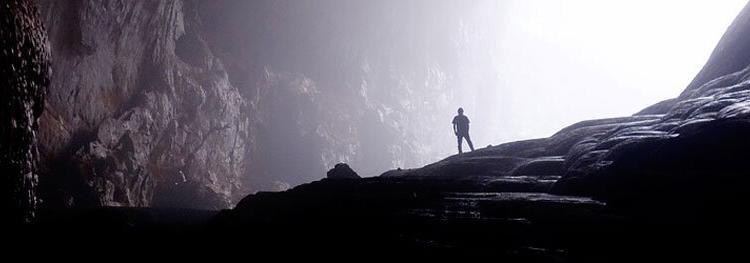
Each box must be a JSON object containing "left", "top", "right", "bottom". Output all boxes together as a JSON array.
[
  {"left": 635, "top": 98, "right": 677, "bottom": 115},
  {"left": 554, "top": 62, "right": 750, "bottom": 203},
  {"left": 1, "top": 0, "right": 51, "bottom": 224},
  {"left": 326, "top": 163, "right": 360, "bottom": 179},
  {"left": 510, "top": 156, "right": 565, "bottom": 177}
]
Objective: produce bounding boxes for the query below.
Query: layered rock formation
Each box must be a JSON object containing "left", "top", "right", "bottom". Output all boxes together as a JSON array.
[{"left": 1, "top": 0, "right": 50, "bottom": 224}]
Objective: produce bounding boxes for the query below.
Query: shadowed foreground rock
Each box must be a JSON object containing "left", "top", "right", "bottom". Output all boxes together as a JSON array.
[
  {"left": 203, "top": 62, "right": 750, "bottom": 257},
  {"left": 1, "top": 0, "right": 50, "bottom": 224}
]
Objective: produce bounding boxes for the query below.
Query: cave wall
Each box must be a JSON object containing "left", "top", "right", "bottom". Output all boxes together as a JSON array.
[
  {"left": 1, "top": 0, "right": 50, "bottom": 223},
  {"left": 35, "top": 0, "right": 499, "bottom": 208},
  {"left": 37, "top": 0, "right": 248, "bottom": 209}
]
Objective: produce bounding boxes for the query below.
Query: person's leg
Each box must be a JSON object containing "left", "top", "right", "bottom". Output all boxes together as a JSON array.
[
  {"left": 465, "top": 134, "right": 474, "bottom": 151},
  {"left": 457, "top": 135, "right": 463, "bottom": 154}
]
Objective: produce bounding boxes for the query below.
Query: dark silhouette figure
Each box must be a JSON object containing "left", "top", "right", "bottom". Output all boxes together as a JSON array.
[{"left": 452, "top": 107, "right": 474, "bottom": 154}]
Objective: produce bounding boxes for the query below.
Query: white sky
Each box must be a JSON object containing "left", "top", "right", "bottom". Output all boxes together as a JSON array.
[{"left": 474, "top": 0, "right": 748, "bottom": 145}]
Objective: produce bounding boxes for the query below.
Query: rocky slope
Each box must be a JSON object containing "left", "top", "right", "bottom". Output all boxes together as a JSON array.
[
  {"left": 206, "top": 67, "right": 750, "bottom": 258},
  {"left": 206, "top": 1, "right": 750, "bottom": 258}
]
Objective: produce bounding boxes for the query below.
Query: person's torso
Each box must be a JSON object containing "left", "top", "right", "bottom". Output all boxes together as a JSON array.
[{"left": 454, "top": 115, "right": 470, "bottom": 132}]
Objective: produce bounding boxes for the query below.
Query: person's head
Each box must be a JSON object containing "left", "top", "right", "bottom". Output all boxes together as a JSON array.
[{"left": 457, "top": 107, "right": 464, "bottom": 115}]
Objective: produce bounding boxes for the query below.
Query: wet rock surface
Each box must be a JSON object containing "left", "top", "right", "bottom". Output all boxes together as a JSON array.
[
  {"left": 554, "top": 65, "right": 750, "bottom": 209},
  {"left": 210, "top": 178, "right": 622, "bottom": 258}
]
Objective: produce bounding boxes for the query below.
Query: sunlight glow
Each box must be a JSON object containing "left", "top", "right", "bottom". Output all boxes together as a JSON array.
[{"left": 483, "top": 0, "right": 748, "bottom": 142}]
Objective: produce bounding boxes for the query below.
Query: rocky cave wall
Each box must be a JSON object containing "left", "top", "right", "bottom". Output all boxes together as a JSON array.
[
  {"left": 1, "top": 0, "right": 50, "bottom": 224},
  {"left": 37, "top": 0, "right": 248, "bottom": 209}
]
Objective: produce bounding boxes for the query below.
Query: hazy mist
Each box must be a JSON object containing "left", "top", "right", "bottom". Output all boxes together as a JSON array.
[
  {"left": 202, "top": 0, "right": 747, "bottom": 184},
  {"left": 485, "top": 0, "right": 747, "bottom": 143}
]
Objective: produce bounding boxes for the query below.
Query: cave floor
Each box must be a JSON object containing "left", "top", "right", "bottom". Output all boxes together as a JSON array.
[{"left": 14, "top": 176, "right": 747, "bottom": 261}]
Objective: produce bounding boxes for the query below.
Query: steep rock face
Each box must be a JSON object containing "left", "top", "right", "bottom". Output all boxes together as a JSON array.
[
  {"left": 37, "top": 0, "right": 248, "bottom": 209},
  {"left": 0, "top": 0, "right": 50, "bottom": 224}
]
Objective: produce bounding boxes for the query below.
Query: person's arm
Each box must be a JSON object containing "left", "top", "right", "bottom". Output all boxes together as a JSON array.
[{"left": 452, "top": 122, "right": 458, "bottom": 135}]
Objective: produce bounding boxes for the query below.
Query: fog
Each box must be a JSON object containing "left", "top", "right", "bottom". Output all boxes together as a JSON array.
[
  {"left": 201, "top": 0, "right": 747, "bottom": 188},
  {"left": 467, "top": 0, "right": 748, "bottom": 145}
]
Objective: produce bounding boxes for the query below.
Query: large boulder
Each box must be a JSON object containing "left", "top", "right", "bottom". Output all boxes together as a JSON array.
[{"left": 326, "top": 163, "right": 360, "bottom": 180}]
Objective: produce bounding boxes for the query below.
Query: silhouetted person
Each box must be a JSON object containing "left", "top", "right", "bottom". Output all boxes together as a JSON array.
[{"left": 452, "top": 107, "right": 474, "bottom": 154}]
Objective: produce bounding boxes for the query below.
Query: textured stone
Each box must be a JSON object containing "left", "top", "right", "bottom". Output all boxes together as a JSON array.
[
  {"left": 37, "top": 0, "right": 247, "bottom": 209},
  {"left": 0, "top": 0, "right": 50, "bottom": 224}
]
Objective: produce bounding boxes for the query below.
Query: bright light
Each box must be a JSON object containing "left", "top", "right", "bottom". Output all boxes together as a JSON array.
[{"left": 484, "top": 0, "right": 748, "bottom": 142}]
